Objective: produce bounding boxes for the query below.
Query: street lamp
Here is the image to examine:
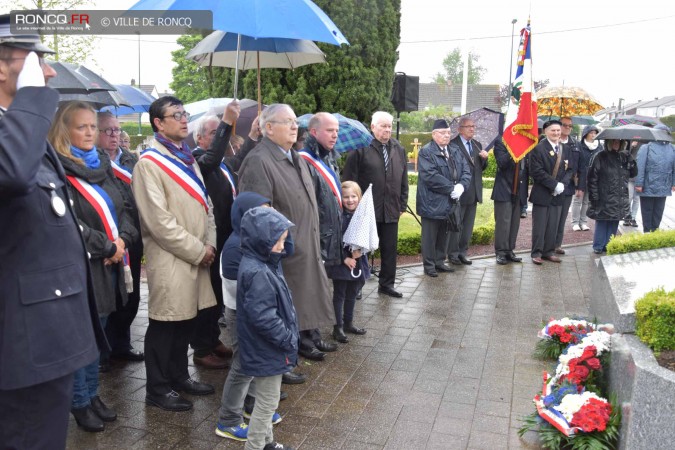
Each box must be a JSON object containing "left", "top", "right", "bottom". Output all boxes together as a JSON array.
[{"left": 507, "top": 19, "right": 517, "bottom": 102}]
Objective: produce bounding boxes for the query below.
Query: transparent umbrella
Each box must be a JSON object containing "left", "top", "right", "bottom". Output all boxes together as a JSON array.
[{"left": 342, "top": 184, "right": 379, "bottom": 278}]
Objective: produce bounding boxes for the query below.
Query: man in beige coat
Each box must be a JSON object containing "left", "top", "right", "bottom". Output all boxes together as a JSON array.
[
  {"left": 238, "top": 104, "right": 335, "bottom": 360},
  {"left": 133, "top": 96, "right": 221, "bottom": 412}
]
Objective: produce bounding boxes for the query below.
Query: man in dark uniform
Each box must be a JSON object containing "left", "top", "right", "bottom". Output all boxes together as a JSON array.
[
  {"left": 553, "top": 116, "right": 580, "bottom": 255},
  {"left": 0, "top": 15, "right": 106, "bottom": 449},
  {"left": 491, "top": 138, "right": 527, "bottom": 265},
  {"left": 447, "top": 117, "right": 489, "bottom": 265},
  {"left": 529, "top": 120, "right": 575, "bottom": 265}
]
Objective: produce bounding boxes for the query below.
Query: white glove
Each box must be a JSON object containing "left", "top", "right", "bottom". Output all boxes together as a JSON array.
[
  {"left": 451, "top": 183, "right": 464, "bottom": 200},
  {"left": 553, "top": 182, "right": 564, "bottom": 196},
  {"left": 17, "top": 52, "right": 45, "bottom": 90}
]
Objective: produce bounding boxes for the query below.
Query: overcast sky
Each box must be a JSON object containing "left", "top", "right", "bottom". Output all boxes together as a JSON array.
[{"left": 85, "top": 0, "right": 675, "bottom": 109}]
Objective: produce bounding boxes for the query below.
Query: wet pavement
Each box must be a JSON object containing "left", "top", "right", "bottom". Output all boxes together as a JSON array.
[{"left": 66, "top": 245, "right": 599, "bottom": 450}]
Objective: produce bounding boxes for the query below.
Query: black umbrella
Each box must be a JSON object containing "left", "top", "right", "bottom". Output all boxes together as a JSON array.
[
  {"left": 46, "top": 61, "right": 116, "bottom": 94},
  {"left": 596, "top": 124, "right": 673, "bottom": 142},
  {"left": 58, "top": 91, "right": 129, "bottom": 110},
  {"left": 449, "top": 107, "right": 505, "bottom": 151}
]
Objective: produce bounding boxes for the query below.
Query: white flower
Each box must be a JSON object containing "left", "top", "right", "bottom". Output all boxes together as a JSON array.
[{"left": 553, "top": 391, "right": 606, "bottom": 422}]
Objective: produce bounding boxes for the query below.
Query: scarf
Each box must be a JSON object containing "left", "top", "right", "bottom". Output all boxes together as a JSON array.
[
  {"left": 154, "top": 132, "right": 195, "bottom": 167},
  {"left": 584, "top": 140, "right": 599, "bottom": 150},
  {"left": 70, "top": 145, "right": 100, "bottom": 169}
]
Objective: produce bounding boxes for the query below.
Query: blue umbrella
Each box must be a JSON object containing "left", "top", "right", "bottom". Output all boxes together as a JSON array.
[
  {"left": 101, "top": 84, "right": 157, "bottom": 115},
  {"left": 297, "top": 113, "right": 373, "bottom": 153},
  {"left": 128, "top": 0, "right": 349, "bottom": 46}
]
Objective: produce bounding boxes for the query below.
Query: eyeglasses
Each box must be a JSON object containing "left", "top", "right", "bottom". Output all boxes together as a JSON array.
[
  {"left": 100, "top": 127, "right": 122, "bottom": 136},
  {"left": 459, "top": 125, "right": 476, "bottom": 128},
  {"left": 163, "top": 111, "right": 190, "bottom": 121},
  {"left": 0, "top": 55, "right": 46, "bottom": 66},
  {"left": 561, "top": 124, "right": 573, "bottom": 128},
  {"left": 120, "top": 139, "right": 130, "bottom": 143},
  {"left": 433, "top": 130, "right": 451, "bottom": 135},
  {"left": 269, "top": 118, "right": 299, "bottom": 127}
]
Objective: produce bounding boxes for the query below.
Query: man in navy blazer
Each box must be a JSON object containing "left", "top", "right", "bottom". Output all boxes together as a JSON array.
[
  {"left": 0, "top": 16, "right": 106, "bottom": 449},
  {"left": 528, "top": 120, "right": 575, "bottom": 264}
]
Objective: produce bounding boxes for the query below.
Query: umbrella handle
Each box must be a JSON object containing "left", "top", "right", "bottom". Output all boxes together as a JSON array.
[{"left": 351, "top": 268, "right": 362, "bottom": 278}]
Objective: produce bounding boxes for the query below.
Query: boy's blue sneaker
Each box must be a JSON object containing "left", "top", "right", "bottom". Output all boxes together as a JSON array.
[
  {"left": 243, "top": 411, "right": 283, "bottom": 425},
  {"left": 215, "top": 422, "right": 248, "bottom": 441}
]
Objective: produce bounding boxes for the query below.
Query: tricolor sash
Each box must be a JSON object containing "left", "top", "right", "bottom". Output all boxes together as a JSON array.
[
  {"left": 140, "top": 148, "right": 209, "bottom": 212},
  {"left": 219, "top": 162, "right": 237, "bottom": 199},
  {"left": 111, "top": 160, "right": 132, "bottom": 184},
  {"left": 298, "top": 150, "right": 342, "bottom": 208},
  {"left": 67, "top": 175, "right": 119, "bottom": 240}
]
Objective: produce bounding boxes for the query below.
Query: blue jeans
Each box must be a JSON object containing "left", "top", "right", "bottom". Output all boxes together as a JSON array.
[
  {"left": 72, "top": 316, "right": 106, "bottom": 408},
  {"left": 593, "top": 220, "right": 619, "bottom": 252}
]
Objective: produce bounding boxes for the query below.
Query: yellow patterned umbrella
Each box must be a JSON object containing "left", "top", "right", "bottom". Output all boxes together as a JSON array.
[{"left": 536, "top": 86, "right": 604, "bottom": 117}]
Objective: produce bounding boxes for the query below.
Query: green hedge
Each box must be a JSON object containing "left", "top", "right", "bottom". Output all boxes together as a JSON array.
[
  {"left": 635, "top": 287, "right": 675, "bottom": 353},
  {"left": 483, "top": 151, "right": 497, "bottom": 178},
  {"left": 399, "top": 133, "right": 431, "bottom": 153},
  {"left": 381, "top": 221, "right": 494, "bottom": 256},
  {"left": 606, "top": 229, "right": 675, "bottom": 255}
]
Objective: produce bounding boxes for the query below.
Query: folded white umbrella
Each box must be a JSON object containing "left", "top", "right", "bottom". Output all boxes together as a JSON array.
[{"left": 342, "top": 184, "right": 379, "bottom": 278}]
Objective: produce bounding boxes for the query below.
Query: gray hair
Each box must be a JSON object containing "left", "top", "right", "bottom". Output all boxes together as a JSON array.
[
  {"left": 97, "top": 111, "right": 117, "bottom": 126},
  {"left": 260, "top": 104, "right": 294, "bottom": 137},
  {"left": 371, "top": 111, "right": 393, "bottom": 126},
  {"left": 458, "top": 116, "right": 474, "bottom": 127},
  {"left": 194, "top": 115, "right": 219, "bottom": 142}
]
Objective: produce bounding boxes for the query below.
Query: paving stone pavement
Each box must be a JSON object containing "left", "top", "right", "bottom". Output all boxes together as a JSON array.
[{"left": 66, "top": 245, "right": 599, "bottom": 450}]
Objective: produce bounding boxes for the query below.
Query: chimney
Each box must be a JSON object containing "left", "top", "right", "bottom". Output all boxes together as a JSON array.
[{"left": 131, "top": 78, "right": 136, "bottom": 86}]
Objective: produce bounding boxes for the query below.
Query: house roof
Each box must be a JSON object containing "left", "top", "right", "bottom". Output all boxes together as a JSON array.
[
  {"left": 635, "top": 95, "right": 675, "bottom": 108},
  {"left": 417, "top": 83, "right": 501, "bottom": 112}
]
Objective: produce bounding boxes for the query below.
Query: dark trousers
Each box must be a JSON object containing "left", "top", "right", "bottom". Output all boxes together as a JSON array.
[
  {"left": 333, "top": 279, "right": 365, "bottom": 327},
  {"left": 190, "top": 259, "right": 223, "bottom": 358},
  {"left": 640, "top": 196, "right": 667, "bottom": 233},
  {"left": 299, "top": 329, "right": 321, "bottom": 350},
  {"left": 494, "top": 200, "right": 521, "bottom": 257},
  {"left": 421, "top": 217, "right": 449, "bottom": 272},
  {"left": 376, "top": 221, "right": 399, "bottom": 289},
  {"left": 145, "top": 318, "right": 194, "bottom": 396},
  {"left": 448, "top": 203, "right": 476, "bottom": 258},
  {"left": 0, "top": 372, "right": 74, "bottom": 450},
  {"left": 593, "top": 220, "right": 619, "bottom": 252},
  {"left": 554, "top": 194, "right": 573, "bottom": 248},
  {"left": 105, "top": 243, "right": 142, "bottom": 354},
  {"left": 531, "top": 203, "right": 562, "bottom": 258}
]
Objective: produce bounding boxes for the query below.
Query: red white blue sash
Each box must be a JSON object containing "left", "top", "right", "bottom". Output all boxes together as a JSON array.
[
  {"left": 219, "top": 162, "right": 237, "bottom": 199},
  {"left": 298, "top": 150, "right": 342, "bottom": 208},
  {"left": 66, "top": 175, "right": 119, "bottom": 240},
  {"left": 140, "top": 148, "right": 209, "bottom": 212},
  {"left": 111, "top": 160, "right": 132, "bottom": 184}
]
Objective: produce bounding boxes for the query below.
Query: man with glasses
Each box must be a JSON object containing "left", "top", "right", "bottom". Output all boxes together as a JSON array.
[
  {"left": 95, "top": 112, "right": 145, "bottom": 371},
  {"left": 133, "top": 96, "right": 218, "bottom": 411},
  {"left": 553, "top": 117, "right": 580, "bottom": 255},
  {"left": 0, "top": 14, "right": 107, "bottom": 448},
  {"left": 238, "top": 104, "right": 334, "bottom": 363},
  {"left": 417, "top": 119, "right": 470, "bottom": 276},
  {"left": 448, "top": 118, "right": 488, "bottom": 266}
]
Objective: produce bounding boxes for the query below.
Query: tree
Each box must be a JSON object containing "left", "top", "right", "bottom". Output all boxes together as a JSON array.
[
  {"left": 170, "top": 0, "right": 401, "bottom": 122},
  {"left": 0, "top": 0, "right": 98, "bottom": 63},
  {"left": 434, "top": 48, "right": 485, "bottom": 86},
  {"left": 399, "top": 105, "right": 457, "bottom": 133},
  {"left": 499, "top": 79, "right": 550, "bottom": 109}
]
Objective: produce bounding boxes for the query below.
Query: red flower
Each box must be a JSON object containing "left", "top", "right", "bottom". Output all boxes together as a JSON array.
[
  {"left": 586, "top": 358, "right": 601, "bottom": 370},
  {"left": 571, "top": 398, "right": 612, "bottom": 432}
]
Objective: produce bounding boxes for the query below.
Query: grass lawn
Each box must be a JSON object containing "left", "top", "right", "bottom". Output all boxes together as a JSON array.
[{"left": 399, "top": 186, "right": 494, "bottom": 237}]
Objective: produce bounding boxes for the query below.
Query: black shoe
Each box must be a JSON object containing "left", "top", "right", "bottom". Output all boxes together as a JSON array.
[
  {"left": 282, "top": 371, "right": 307, "bottom": 384},
  {"left": 435, "top": 264, "right": 455, "bottom": 273},
  {"left": 496, "top": 255, "right": 508, "bottom": 265},
  {"left": 458, "top": 255, "right": 472, "bottom": 265},
  {"left": 506, "top": 253, "right": 523, "bottom": 263},
  {"left": 280, "top": 390, "right": 288, "bottom": 401},
  {"left": 424, "top": 270, "right": 438, "bottom": 277},
  {"left": 315, "top": 339, "right": 338, "bottom": 352},
  {"left": 171, "top": 378, "right": 215, "bottom": 396},
  {"left": 378, "top": 285, "right": 403, "bottom": 298},
  {"left": 90, "top": 395, "right": 117, "bottom": 422},
  {"left": 71, "top": 405, "right": 105, "bottom": 432},
  {"left": 110, "top": 348, "right": 144, "bottom": 361},
  {"left": 449, "top": 257, "right": 462, "bottom": 265},
  {"left": 344, "top": 321, "right": 367, "bottom": 335},
  {"left": 332, "top": 325, "right": 349, "bottom": 343},
  {"left": 263, "top": 442, "right": 295, "bottom": 450},
  {"left": 298, "top": 346, "right": 326, "bottom": 361},
  {"left": 145, "top": 391, "right": 193, "bottom": 411},
  {"left": 356, "top": 289, "right": 362, "bottom": 300},
  {"left": 630, "top": 219, "right": 639, "bottom": 227}
]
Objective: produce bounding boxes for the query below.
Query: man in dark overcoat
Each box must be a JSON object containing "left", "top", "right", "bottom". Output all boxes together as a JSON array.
[
  {"left": 529, "top": 120, "right": 575, "bottom": 264},
  {"left": 237, "top": 104, "right": 335, "bottom": 357},
  {"left": 491, "top": 138, "right": 528, "bottom": 265},
  {"left": 0, "top": 16, "right": 106, "bottom": 449},
  {"left": 447, "top": 117, "right": 489, "bottom": 265}
]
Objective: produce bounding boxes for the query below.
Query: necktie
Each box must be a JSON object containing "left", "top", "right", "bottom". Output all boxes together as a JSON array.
[
  {"left": 466, "top": 140, "right": 472, "bottom": 156},
  {"left": 442, "top": 147, "right": 449, "bottom": 159},
  {"left": 554, "top": 145, "right": 559, "bottom": 154},
  {"left": 382, "top": 144, "right": 389, "bottom": 170}
]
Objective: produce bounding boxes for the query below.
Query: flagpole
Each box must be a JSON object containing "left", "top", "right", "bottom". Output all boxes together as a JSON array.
[{"left": 508, "top": 19, "right": 517, "bottom": 102}]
